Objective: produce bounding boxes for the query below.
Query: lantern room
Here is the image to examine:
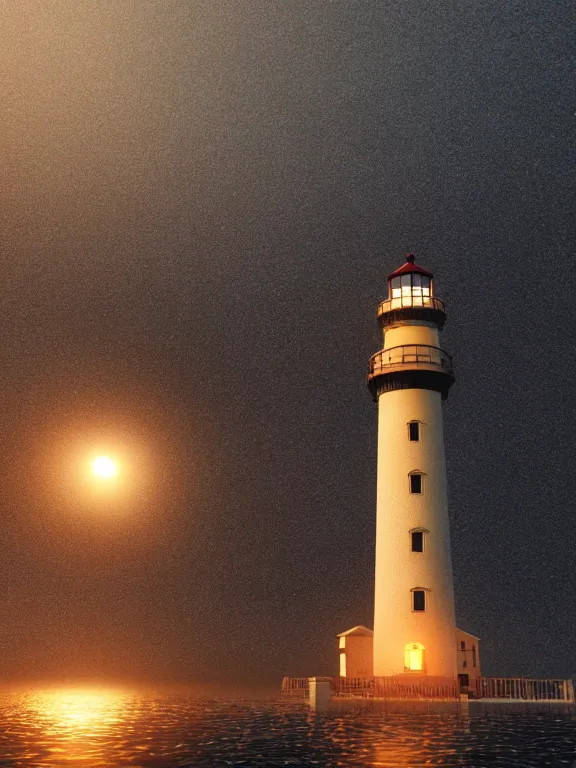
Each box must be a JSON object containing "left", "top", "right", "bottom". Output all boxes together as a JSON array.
[
  {"left": 376, "top": 254, "right": 447, "bottom": 331},
  {"left": 388, "top": 254, "right": 433, "bottom": 308}
]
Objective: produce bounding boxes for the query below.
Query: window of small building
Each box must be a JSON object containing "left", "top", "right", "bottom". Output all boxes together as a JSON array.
[
  {"left": 409, "top": 473, "right": 423, "bottom": 494},
  {"left": 411, "top": 531, "right": 424, "bottom": 552},
  {"left": 339, "top": 653, "right": 346, "bottom": 677},
  {"left": 412, "top": 590, "right": 426, "bottom": 612},
  {"left": 339, "top": 637, "right": 346, "bottom": 649},
  {"left": 409, "top": 422, "right": 420, "bottom": 441},
  {"left": 463, "top": 660, "right": 467, "bottom": 668},
  {"left": 460, "top": 641, "right": 466, "bottom": 650}
]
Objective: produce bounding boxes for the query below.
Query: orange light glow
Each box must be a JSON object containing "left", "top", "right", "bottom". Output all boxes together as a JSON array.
[
  {"left": 91, "top": 455, "right": 119, "bottom": 480},
  {"left": 404, "top": 642, "right": 425, "bottom": 671},
  {"left": 28, "top": 688, "right": 127, "bottom": 728},
  {"left": 23, "top": 688, "right": 130, "bottom": 765}
]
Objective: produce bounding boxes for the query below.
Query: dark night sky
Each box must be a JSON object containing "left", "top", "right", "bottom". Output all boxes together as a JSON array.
[{"left": 0, "top": 1, "right": 574, "bottom": 687}]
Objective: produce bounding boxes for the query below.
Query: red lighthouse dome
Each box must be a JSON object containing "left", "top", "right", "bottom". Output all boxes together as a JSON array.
[{"left": 388, "top": 253, "right": 433, "bottom": 281}]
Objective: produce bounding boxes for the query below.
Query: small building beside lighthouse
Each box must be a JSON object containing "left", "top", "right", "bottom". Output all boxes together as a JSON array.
[
  {"left": 339, "top": 254, "right": 480, "bottom": 684},
  {"left": 337, "top": 626, "right": 374, "bottom": 678}
]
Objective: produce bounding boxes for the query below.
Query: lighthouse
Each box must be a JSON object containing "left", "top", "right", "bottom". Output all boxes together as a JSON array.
[{"left": 368, "top": 254, "right": 457, "bottom": 679}]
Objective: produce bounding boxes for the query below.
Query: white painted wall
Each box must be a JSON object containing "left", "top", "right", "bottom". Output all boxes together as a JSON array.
[
  {"left": 340, "top": 635, "right": 374, "bottom": 678},
  {"left": 456, "top": 628, "right": 481, "bottom": 681},
  {"left": 383, "top": 323, "right": 439, "bottom": 350},
  {"left": 373, "top": 321, "right": 457, "bottom": 679},
  {"left": 309, "top": 677, "right": 331, "bottom": 708}
]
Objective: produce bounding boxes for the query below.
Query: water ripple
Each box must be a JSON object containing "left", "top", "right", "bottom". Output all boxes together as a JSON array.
[{"left": 0, "top": 691, "right": 573, "bottom": 767}]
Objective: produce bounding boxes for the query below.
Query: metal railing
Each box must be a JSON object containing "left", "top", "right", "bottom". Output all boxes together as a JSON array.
[
  {"left": 281, "top": 676, "right": 309, "bottom": 698},
  {"left": 335, "top": 676, "right": 459, "bottom": 700},
  {"left": 474, "top": 678, "right": 575, "bottom": 702},
  {"left": 369, "top": 345, "right": 454, "bottom": 377},
  {"left": 377, "top": 296, "right": 446, "bottom": 315},
  {"left": 281, "top": 676, "right": 458, "bottom": 700},
  {"left": 282, "top": 676, "right": 575, "bottom": 702}
]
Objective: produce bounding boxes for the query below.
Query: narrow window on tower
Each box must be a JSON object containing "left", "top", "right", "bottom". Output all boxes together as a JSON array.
[
  {"left": 411, "top": 531, "right": 424, "bottom": 552},
  {"left": 408, "top": 421, "right": 420, "bottom": 442},
  {"left": 412, "top": 589, "right": 426, "bottom": 612},
  {"left": 409, "top": 472, "right": 423, "bottom": 494}
]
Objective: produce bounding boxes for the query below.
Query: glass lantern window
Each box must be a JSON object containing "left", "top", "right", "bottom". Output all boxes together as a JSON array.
[{"left": 389, "top": 273, "right": 431, "bottom": 306}]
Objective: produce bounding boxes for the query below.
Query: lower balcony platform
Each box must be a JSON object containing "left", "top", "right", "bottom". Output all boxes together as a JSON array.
[{"left": 368, "top": 344, "right": 455, "bottom": 401}]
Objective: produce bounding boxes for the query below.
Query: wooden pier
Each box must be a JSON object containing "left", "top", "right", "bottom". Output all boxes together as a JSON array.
[{"left": 281, "top": 676, "right": 575, "bottom": 703}]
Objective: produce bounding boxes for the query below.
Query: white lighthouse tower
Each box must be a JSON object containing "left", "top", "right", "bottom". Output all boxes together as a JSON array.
[{"left": 368, "top": 254, "right": 457, "bottom": 680}]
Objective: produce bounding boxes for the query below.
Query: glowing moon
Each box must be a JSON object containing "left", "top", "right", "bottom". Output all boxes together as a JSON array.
[{"left": 92, "top": 455, "right": 119, "bottom": 480}]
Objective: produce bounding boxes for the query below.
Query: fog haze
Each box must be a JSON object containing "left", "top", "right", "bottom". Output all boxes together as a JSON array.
[{"left": 0, "top": 1, "right": 574, "bottom": 685}]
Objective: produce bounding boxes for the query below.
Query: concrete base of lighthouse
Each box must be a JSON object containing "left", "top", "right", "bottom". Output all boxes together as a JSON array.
[{"left": 309, "top": 677, "right": 331, "bottom": 709}]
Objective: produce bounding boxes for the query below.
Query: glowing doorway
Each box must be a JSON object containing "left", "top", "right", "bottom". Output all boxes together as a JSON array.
[{"left": 405, "top": 642, "right": 425, "bottom": 671}]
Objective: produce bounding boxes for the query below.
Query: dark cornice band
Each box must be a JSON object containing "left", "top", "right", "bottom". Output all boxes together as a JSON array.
[{"left": 368, "top": 369, "right": 455, "bottom": 402}]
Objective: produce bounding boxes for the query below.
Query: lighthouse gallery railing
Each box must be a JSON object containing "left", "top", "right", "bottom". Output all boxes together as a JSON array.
[
  {"left": 369, "top": 345, "right": 454, "bottom": 376},
  {"left": 377, "top": 295, "right": 446, "bottom": 314}
]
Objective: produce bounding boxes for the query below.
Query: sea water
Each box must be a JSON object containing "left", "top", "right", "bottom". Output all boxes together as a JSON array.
[{"left": 0, "top": 690, "right": 574, "bottom": 767}]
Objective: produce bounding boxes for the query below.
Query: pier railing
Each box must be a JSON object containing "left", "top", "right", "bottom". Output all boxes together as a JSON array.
[
  {"left": 281, "top": 676, "right": 575, "bottom": 703},
  {"left": 474, "top": 678, "right": 575, "bottom": 702},
  {"left": 335, "top": 676, "right": 459, "bottom": 700},
  {"left": 281, "top": 677, "right": 309, "bottom": 698},
  {"left": 281, "top": 676, "right": 458, "bottom": 700}
]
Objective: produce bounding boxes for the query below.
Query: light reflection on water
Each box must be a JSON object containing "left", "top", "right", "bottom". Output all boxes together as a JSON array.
[{"left": 0, "top": 689, "right": 573, "bottom": 767}]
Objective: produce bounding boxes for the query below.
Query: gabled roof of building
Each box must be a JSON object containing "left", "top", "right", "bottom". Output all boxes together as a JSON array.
[
  {"left": 388, "top": 253, "right": 434, "bottom": 280},
  {"left": 456, "top": 627, "right": 481, "bottom": 640},
  {"left": 337, "top": 625, "right": 374, "bottom": 638}
]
